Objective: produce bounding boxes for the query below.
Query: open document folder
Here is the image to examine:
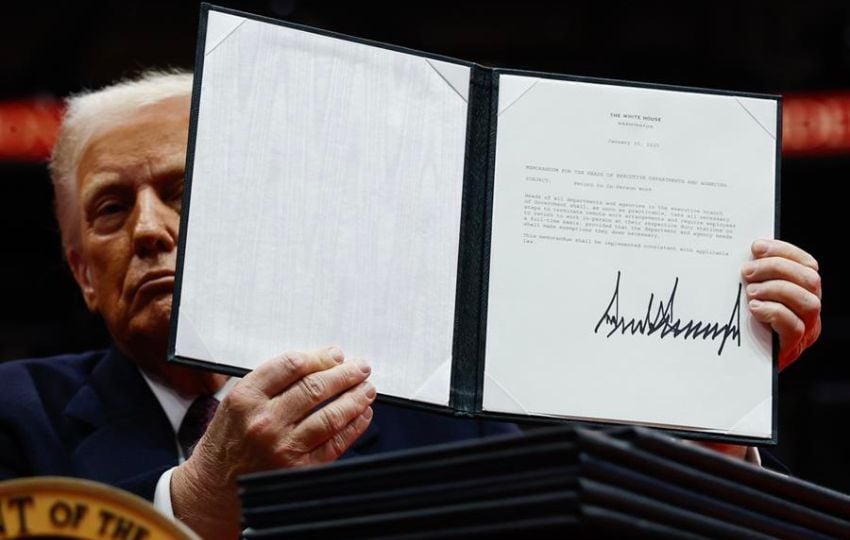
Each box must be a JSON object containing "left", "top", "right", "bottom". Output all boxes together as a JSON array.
[{"left": 170, "top": 3, "right": 780, "bottom": 443}]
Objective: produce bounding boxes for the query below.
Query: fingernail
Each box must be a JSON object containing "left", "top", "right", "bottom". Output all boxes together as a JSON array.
[
  {"left": 362, "top": 406, "right": 374, "bottom": 420},
  {"left": 745, "top": 284, "right": 758, "bottom": 297},
  {"left": 328, "top": 346, "right": 344, "bottom": 363},
  {"left": 741, "top": 262, "right": 756, "bottom": 278},
  {"left": 752, "top": 240, "right": 769, "bottom": 256},
  {"left": 354, "top": 359, "right": 371, "bottom": 374},
  {"left": 363, "top": 382, "right": 377, "bottom": 399},
  {"left": 749, "top": 299, "right": 762, "bottom": 309}
]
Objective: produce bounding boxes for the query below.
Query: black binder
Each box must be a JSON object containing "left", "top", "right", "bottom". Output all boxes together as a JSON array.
[{"left": 239, "top": 426, "right": 850, "bottom": 538}]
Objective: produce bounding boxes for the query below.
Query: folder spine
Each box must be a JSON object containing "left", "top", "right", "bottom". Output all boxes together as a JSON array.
[{"left": 449, "top": 65, "right": 495, "bottom": 414}]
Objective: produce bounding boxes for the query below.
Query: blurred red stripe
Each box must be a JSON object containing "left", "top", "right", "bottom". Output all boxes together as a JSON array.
[
  {"left": 0, "top": 99, "right": 65, "bottom": 162},
  {"left": 2, "top": 94, "right": 850, "bottom": 161},
  {"left": 782, "top": 93, "right": 850, "bottom": 156}
]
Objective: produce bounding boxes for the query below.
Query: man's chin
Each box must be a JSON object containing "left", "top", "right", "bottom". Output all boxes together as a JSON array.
[{"left": 125, "top": 295, "right": 174, "bottom": 352}]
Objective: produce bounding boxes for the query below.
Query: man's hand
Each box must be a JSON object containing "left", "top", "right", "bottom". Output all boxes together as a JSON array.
[
  {"left": 693, "top": 240, "right": 821, "bottom": 462},
  {"left": 742, "top": 239, "right": 822, "bottom": 371},
  {"left": 170, "top": 346, "right": 375, "bottom": 539}
]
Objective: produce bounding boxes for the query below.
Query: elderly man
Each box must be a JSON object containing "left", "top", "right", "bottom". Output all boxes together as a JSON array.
[{"left": 0, "top": 70, "right": 823, "bottom": 539}]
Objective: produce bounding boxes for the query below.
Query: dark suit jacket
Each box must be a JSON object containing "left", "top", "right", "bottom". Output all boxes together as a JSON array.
[{"left": 0, "top": 348, "right": 517, "bottom": 500}]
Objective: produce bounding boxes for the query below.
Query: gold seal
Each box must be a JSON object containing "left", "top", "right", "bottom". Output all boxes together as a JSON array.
[{"left": 0, "top": 477, "right": 199, "bottom": 540}]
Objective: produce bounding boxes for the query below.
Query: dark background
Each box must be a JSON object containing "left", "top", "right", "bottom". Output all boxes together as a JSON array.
[{"left": 1, "top": 1, "right": 848, "bottom": 490}]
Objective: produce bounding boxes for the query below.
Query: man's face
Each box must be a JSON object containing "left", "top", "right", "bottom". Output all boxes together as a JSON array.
[{"left": 67, "top": 96, "right": 190, "bottom": 364}]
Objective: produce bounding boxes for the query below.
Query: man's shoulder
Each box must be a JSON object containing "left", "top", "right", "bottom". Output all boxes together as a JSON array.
[
  {"left": 0, "top": 349, "right": 107, "bottom": 377},
  {"left": 0, "top": 349, "right": 108, "bottom": 407}
]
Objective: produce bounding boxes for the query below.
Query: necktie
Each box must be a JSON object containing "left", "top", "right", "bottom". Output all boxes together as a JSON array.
[{"left": 177, "top": 395, "right": 219, "bottom": 459}]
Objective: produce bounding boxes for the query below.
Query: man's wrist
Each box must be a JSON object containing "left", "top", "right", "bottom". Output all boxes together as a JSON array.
[
  {"left": 171, "top": 458, "right": 241, "bottom": 540},
  {"left": 745, "top": 446, "right": 762, "bottom": 466}
]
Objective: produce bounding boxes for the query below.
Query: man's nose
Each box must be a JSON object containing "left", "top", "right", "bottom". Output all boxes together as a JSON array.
[{"left": 132, "top": 187, "right": 177, "bottom": 257}]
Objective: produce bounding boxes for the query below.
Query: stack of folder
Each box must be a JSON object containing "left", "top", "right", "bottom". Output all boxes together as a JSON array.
[{"left": 238, "top": 426, "right": 850, "bottom": 539}]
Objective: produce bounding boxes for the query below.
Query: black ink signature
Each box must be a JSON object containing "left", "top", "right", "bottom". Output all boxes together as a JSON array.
[{"left": 594, "top": 271, "right": 741, "bottom": 355}]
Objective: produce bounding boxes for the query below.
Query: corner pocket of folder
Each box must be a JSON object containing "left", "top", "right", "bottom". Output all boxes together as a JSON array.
[
  {"left": 482, "top": 373, "right": 530, "bottom": 415},
  {"left": 174, "top": 309, "right": 216, "bottom": 365},
  {"left": 409, "top": 358, "right": 453, "bottom": 407},
  {"left": 205, "top": 11, "right": 248, "bottom": 56},
  {"left": 734, "top": 97, "right": 777, "bottom": 141},
  {"left": 727, "top": 395, "right": 772, "bottom": 439},
  {"left": 423, "top": 59, "right": 470, "bottom": 103},
  {"left": 497, "top": 78, "right": 540, "bottom": 117}
]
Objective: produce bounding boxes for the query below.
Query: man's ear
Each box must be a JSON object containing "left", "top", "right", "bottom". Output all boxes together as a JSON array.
[{"left": 66, "top": 248, "right": 98, "bottom": 312}]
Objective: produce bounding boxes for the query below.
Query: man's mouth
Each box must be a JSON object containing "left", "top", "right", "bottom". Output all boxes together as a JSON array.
[{"left": 132, "top": 270, "right": 176, "bottom": 300}]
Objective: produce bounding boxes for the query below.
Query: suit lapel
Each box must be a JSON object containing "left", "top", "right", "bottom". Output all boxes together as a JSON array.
[{"left": 63, "top": 348, "right": 177, "bottom": 484}]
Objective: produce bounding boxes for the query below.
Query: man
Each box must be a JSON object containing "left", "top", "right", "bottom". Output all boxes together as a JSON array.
[{"left": 0, "top": 71, "right": 823, "bottom": 539}]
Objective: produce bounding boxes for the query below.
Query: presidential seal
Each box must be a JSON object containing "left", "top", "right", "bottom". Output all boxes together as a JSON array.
[{"left": 0, "top": 477, "right": 198, "bottom": 540}]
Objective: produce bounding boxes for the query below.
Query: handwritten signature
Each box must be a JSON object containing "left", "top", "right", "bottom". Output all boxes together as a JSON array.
[{"left": 594, "top": 271, "right": 741, "bottom": 355}]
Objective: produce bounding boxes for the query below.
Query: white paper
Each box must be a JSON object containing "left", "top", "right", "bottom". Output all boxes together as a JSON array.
[
  {"left": 483, "top": 75, "right": 776, "bottom": 438},
  {"left": 176, "top": 11, "right": 470, "bottom": 405}
]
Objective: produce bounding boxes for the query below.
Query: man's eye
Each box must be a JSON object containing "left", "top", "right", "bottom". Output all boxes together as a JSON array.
[
  {"left": 97, "top": 202, "right": 126, "bottom": 216},
  {"left": 167, "top": 181, "right": 184, "bottom": 201},
  {"left": 167, "top": 182, "right": 184, "bottom": 212}
]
